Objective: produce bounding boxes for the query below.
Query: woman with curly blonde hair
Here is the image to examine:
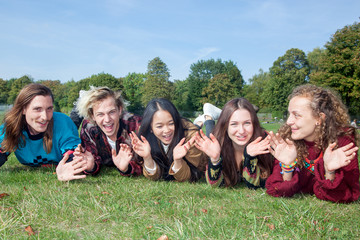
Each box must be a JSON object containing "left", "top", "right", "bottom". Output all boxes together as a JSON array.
[{"left": 266, "top": 84, "right": 359, "bottom": 203}]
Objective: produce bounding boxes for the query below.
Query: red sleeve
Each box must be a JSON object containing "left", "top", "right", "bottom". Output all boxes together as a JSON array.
[
  {"left": 265, "top": 160, "right": 302, "bottom": 197},
  {"left": 313, "top": 136, "right": 360, "bottom": 203}
]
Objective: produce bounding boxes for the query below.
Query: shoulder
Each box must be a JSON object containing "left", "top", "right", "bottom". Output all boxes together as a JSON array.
[
  {"left": 53, "top": 112, "right": 72, "bottom": 122},
  {"left": 182, "top": 119, "right": 199, "bottom": 139},
  {"left": 121, "top": 112, "right": 142, "bottom": 131}
]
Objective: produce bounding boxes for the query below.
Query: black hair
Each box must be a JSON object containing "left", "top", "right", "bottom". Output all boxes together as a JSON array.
[{"left": 138, "top": 98, "right": 201, "bottom": 181}]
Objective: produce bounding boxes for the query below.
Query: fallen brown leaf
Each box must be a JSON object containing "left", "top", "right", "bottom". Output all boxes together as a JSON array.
[
  {"left": 266, "top": 223, "right": 275, "bottom": 230},
  {"left": 333, "top": 228, "right": 340, "bottom": 231},
  {"left": 0, "top": 193, "right": 9, "bottom": 199},
  {"left": 201, "top": 208, "right": 208, "bottom": 213},
  {"left": 101, "top": 191, "right": 110, "bottom": 195},
  {"left": 154, "top": 201, "right": 159, "bottom": 205},
  {"left": 157, "top": 234, "right": 169, "bottom": 240},
  {"left": 146, "top": 226, "right": 153, "bottom": 230},
  {"left": 25, "top": 225, "right": 35, "bottom": 235}
]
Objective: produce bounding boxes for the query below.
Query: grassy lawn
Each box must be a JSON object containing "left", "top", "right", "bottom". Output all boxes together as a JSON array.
[{"left": 1, "top": 123, "right": 360, "bottom": 239}]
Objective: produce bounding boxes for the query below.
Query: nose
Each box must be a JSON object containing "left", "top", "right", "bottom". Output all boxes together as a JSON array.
[
  {"left": 40, "top": 110, "right": 48, "bottom": 120},
  {"left": 104, "top": 114, "right": 111, "bottom": 122},
  {"left": 287, "top": 115, "right": 294, "bottom": 125},
  {"left": 237, "top": 125, "right": 245, "bottom": 133}
]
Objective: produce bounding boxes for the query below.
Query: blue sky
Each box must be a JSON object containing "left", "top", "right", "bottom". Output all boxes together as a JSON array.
[{"left": 1, "top": 0, "right": 359, "bottom": 83}]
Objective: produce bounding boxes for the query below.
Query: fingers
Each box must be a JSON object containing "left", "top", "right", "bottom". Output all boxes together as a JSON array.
[
  {"left": 59, "top": 153, "right": 69, "bottom": 166},
  {"left": 209, "top": 133, "right": 217, "bottom": 143},
  {"left": 177, "top": 137, "right": 186, "bottom": 147}
]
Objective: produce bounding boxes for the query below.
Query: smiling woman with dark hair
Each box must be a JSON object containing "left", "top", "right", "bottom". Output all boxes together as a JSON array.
[
  {"left": 194, "top": 98, "right": 274, "bottom": 189},
  {"left": 130, "top": 98, "right": 207, "bottom": 182}
]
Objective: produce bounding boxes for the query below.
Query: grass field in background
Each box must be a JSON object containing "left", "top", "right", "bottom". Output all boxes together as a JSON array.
[{"left": 1, "top": 123, "right": 360, "bottom": 239}]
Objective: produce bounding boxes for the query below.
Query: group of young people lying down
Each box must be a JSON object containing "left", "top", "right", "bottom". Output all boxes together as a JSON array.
[{"left": 0, "top": 83, "right": 358, "bottom": 203}]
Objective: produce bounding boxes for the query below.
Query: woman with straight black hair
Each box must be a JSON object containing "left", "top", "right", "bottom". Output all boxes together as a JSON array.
[{"left": 130, "top": 98, "right": 207, "bottom": 182}]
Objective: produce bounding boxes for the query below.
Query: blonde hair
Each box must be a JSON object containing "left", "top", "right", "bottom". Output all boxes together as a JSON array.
[
  {"left": 75, "top": 86, "right": 124, "bottom": 123},
  {"left": 278, "top": 84, "right": 357, "bottom": 166},
  {"left": 1, "top": 83, "right": 54, "bottom": 153}
]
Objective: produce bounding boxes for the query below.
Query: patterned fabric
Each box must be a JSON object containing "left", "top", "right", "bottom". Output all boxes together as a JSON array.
[
  {"left": 0, "top": 112, "right": 80, "bottom": 167},
  {"left": 80, "top": 112, "right": 142, "bottom": 176},
  {"left": 206, "top": 148, "right": 266, "bottom": 189}
]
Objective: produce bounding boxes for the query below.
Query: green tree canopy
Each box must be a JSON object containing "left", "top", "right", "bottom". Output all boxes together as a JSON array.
[
  {"left": 310, "top": 22, "right": 360, "bottom": 115},
  {"left": 264, "top": 48, "right": 310, "bottom": 115},
  {"left": 122, "top": 72, "right": 145, "bottom": 113},
  {"left": 187, "top": 58, "right": 243, "bottom": 110},
  {"left": 141, "top": 57, "right": 173, "bottom": 106},
  {"left": 7, "top": 75, "right": 33, "bottom": 104},
  {"left": 202, "top": 73, "right": 238, "bottom": 107},
  {"left": 243, "top": 69, "right": 270, "bottom": 110}
]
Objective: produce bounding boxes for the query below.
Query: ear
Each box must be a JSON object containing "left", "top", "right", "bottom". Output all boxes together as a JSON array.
[{"left": 318, "top": 112, "right": 326, "bottom": 125}]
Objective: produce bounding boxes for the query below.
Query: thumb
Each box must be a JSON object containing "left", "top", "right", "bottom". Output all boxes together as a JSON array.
[
  {"left": 327, "top": 142, "right": 337, "bottom": 151},
  {"left": 59, "top": 153, "right": 69, "bottom": 165},
  {"left": 111, "top": 149, "right": 117, "bottom": 158}
]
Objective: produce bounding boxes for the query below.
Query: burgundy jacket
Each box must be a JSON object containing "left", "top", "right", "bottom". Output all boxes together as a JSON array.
[{"left": 266, "top": 134, "right": 360, "bottom": 203}]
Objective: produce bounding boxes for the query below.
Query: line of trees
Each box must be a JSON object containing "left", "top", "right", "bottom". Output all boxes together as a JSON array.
[{"left": 1, "top": 21, "right": 359, "bottom": 117}]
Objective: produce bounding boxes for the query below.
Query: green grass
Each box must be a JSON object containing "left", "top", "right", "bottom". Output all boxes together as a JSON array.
[{"left": 1, "top": 123, "right": 360, "bottom": 239}]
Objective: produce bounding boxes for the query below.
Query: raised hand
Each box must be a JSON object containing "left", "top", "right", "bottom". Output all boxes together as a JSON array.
[
  {"left": 194, "top": 130, "right": 221, "bottom": 164},
  {"left": 56, "top": 153, "right": 87, "bottom": 181},
  {"left": 173, "top": 136, "right": 194, "bottom": 161},
  {"left": 112, "top": 143, "right": 133, "bottom": 172},
  {"left": 267, "top": 131, "right": 297, "bottom": 165},
  {"left": 130, "top": 131, "right": 151, "bottom": 160},
  {"left": 324, "top": 142, "right": 358, "bottom": 172},
  {"left": 246, "top": 136, "right": 270, "bottom": 157},
  {"left": 74, "top": 144, "right": 95, "bottom": 171}
]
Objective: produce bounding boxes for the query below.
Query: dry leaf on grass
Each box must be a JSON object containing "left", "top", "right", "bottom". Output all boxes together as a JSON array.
[
  {"left": 146, "top": 226, "right": 153, "bottom": 230},
  {"left": 266, "top": 223, "right": 275, "bottom": 230},
  {"left": 0, "top": 193, "right": 9, "bottom": 199},
  {"left": 101, "top": 191, "right": 110, "bottom": 195},
  {"left": 201, "top": 208, "right": 208, "bottom": 213},
  {"left": 157, "top": 234, "right": 169, "bottom": 240},
  {"left": 25, "top": 225, "right": 35, "bottom": 235}
]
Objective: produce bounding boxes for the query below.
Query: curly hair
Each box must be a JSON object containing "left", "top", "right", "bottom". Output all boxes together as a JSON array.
[
  {"left": 75, "top": 86, "right": 124, "bottom": 122},
  {"left": 278, "top": 84, "right": 358, "bottom": 167}
]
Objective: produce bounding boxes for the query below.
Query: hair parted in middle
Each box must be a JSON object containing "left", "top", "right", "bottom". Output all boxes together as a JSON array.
[
  {"left": 212, "top": 97, "right": 273, "bottom": 187},
  {"left": 75, "top": 86, "right": 125, "bottom": 122},
  {"left": 136, "top": 98, "right": 202, "bottom": 181}
]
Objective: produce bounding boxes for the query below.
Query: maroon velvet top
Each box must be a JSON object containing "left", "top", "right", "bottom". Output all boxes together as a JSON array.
[{"left": 266, "top": 134, "right": 360, "bottom": 203}]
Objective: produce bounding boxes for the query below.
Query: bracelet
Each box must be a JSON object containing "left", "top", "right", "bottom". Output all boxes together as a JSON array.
[{"left": 279, "top": 161, "right": 297, "bottom": 174}]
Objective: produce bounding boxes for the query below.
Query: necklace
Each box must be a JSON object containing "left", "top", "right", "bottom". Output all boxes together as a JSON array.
[{"left": 304, "top": 151, "right": 323, "bottom": 173}]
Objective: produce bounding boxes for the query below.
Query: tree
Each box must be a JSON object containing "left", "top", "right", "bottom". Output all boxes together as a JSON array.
[
  {"left": 0, "top": 78, "right": 9, "bottom": 104},
  {"left": 202, "top": 73, "right": 238, "bottom": 107},
  {"left": 264, "top": 48, "right": 310, "bottom": 115},
  {"left": 122, "top": 72, "right": 145, "bottom": 113},
  {"left": 243, "top": 69, "right": 270, "bottom": 110},
  {"left": 307, "top": 47, "right": 326, "bottom": 74},
  {"left": 187, "top": 59, "right": 243, "bottom": 110},
  {"left": 172, "top": 79, "right": 191, "bottom": 111},
  {"left": 310, "top": 22, "right": 360, "bottom": 115},
  {"left": 7, "top": 75, "right": 33, "bottom": 104},
  {"left": 37, "top": 80, "right": 64, "bottom": 111},
  {"left": 141, "top": 57, "right": 173, "bottom": 106}
]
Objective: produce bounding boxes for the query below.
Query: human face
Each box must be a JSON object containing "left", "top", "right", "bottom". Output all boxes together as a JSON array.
[
  {"left": 287, "top": 96, "right": 319, "bottom": 142},
  {"left": 227, "top": 109, "right": 254, "bottom": 148},
  {"left": 23, "top": 95, "right": 54, "bottom": 135},
  {"left": 151, "top": 110, "right": 175, "bottom": 145},
  {"left": 92, "top": 97, "right": 122, "bottom": 141}
]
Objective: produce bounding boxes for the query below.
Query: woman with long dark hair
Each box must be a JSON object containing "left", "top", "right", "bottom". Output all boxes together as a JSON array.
[
  {"left": 194, "top": 98, "right": 274, "bottom": 188},
  {"left": 130, "top": 98, "right": 207, "bottom": 182}
]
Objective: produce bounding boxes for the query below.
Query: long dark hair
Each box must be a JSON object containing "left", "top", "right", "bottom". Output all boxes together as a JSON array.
[
  {"left": 2, "top": 83, "right": 54, "bottom": 153},
  {"left": 213, "top": 98, "right": 273, "bottom": 187},
  {"left": 138, "top": 98, "right": 200, "bottom": 181}
]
